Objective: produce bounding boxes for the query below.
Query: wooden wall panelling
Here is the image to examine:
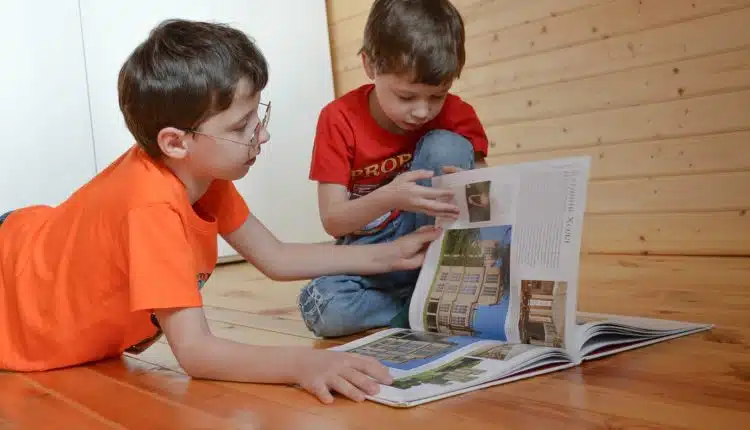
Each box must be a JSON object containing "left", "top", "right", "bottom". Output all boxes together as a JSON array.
[
  {"left": 455, "top": 0, "right": 608, "bottom": 38},
  {"left": 451, "top": 6, "right": 750, "bottom": 97},
  {"left": 325, "top": 0, "right": 371, "bottom": 23},
  {"left": 586, "top": 171, "right": 750, "bottom": 214},
  {"left": 461, "top": 0, "right": 750, "bottom": 71},
  {"left": 582, "top": 211, "right": 750, "bottom": 256},
  {"left": 487, "top": 90, "right": 750, "bottom": 154},
  {"left": 497, "top": 131, "right": 750, "bottom": 180},
  {"left": 472, "top": 48, "right": 750, "bottom": 129}
]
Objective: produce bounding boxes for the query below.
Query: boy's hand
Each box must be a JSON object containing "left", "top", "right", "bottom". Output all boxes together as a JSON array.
[
  {"left": 386, "top": 225, "right": 443, "bottom": 271},
  {"left": 384, "top": 170, "right": 459, "bottom": 218},
  {"left": 294, "top": 349, "right": 393, "bottom": 404}
]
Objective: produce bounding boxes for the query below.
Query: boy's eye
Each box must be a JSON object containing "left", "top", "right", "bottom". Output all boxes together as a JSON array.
[{"left": 398, "top": 95, "right": 414, "bottom": 101}]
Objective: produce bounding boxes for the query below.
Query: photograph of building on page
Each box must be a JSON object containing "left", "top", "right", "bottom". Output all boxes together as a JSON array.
[
  {"left": 518, "top": 280, "right": 568, "bottom": 348},
  {"left": 422, "top": 226, "right": 512, "bottom": 341}
]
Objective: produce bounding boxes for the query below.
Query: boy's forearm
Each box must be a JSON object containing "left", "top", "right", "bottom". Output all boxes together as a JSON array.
[
  {"left": 264, "top": 241, "right": 395, "bottom": 281},
  {"left": 322, "top": 187, "right": 396, "bottom": 238},
  {"left": 178, "top": 336, "right": 302, "bottom": 384},
  {"left": 224, "top": 215, "right": 402, "bottom": 282}
]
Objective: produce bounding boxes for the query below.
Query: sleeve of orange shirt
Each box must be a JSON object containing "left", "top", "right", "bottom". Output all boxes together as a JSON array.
[
  {"left": 124, "top": 204, "right": 203, "bottom": 312},
  {"left": 196, "top": 179, "right": 251, "bottom": 235}
]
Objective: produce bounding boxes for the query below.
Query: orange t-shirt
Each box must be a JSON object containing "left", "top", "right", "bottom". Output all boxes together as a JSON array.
[{"left": 0, "top": 145, "right": 250, "bottom": 371}]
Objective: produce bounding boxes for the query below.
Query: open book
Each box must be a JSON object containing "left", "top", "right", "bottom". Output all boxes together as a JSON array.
[{"left": 329, "top": 156, "right": 712, "bottom": 408}]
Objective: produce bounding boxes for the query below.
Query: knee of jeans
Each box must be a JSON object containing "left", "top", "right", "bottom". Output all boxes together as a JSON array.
[
  {"left": 297, "top": 280, "right": 354, "bottom": 338},
  {"left": 412, "top": 129, "right": 475, "bottom": 176}
]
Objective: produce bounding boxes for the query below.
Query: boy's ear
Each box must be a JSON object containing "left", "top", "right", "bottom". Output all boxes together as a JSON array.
[{"left": 156, "top": 127, "right": 190, "bottom": 160}]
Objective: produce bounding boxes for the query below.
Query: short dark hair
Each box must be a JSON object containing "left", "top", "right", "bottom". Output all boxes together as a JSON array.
[
  {"left": 118, "top": 19, "right": 268, "bottom": 158},
  {"left": 359, "top": 0, "right": 466, "bottom": 86}
]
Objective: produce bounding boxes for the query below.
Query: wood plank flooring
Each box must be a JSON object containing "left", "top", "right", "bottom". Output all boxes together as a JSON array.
[{"left": 2, "top": 262, "right": 748, "bottom": 429}]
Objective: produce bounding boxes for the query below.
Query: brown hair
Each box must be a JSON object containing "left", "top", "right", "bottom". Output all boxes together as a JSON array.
[
  {"left": 117, "top": 19, "right": 268, "bottom": 158},
  {"left": 359, "top": 0, "right": 466, "bottom": 86}
]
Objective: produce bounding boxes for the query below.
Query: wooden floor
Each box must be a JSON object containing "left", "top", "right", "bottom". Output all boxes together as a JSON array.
[{"left": 2, "top": 262, "right": 748, "bottom": 429}]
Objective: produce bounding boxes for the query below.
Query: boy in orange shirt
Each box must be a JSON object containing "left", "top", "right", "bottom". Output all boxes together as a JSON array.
[
  {"left": 0, "top": 19, "right": 442, "bottom": 405},
  {"left": 299, "top": 0, "right": 489, "bottom": 337}
]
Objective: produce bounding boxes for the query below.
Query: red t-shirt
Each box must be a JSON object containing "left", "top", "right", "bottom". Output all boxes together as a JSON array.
[
  {"left": 309, "top": 84, "right": 489, "bottom": 235},
  {"left": 0, "top": 145, "right": 250, "bottom": 371}
]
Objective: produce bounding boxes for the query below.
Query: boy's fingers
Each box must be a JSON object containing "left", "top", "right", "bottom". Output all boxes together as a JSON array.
[
  {"left": 306, "top": 380, "right": 334, "bottom": 404},
  {"left": 410, "top": 225, "right": 438, "bottom": 236},
  {"left": 399, "top": 169, "right": 434, "bottom": 182},
  {"left": 416, "top": 225, "right": 442, "bottom": 239},
  {"left": 419, "top": 200, "right": 460, "bottom": 215},
  {"left": 342, "top": 367, "right": 380, "bottom": 395},
  {"left": 410, "top": 252, "right": 429, "bottom": 266},
  {"left": 404, "top": 227, "right": 442, "bottom": 249},
  {"left": 414, "top": 225, "right": 440, "bottom": 233},
  {"left": 399, "top": 253, "right": 427, "bottom": 269},
  {"left": 329, "top": 376, "right": 366, "bottom": 403},
  {"left": 353, "top": 356, "right": 393, "bottom": 385},
  {"left": 429, "top": 212, "right": 459, "bottom": 221},
  {"left": 415, "top": 186, "right": 455, "bottom": 199}
]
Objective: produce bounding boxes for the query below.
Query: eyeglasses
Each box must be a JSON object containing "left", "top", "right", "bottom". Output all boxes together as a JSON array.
[{"left": 185, "top": 101, "right": 271, "bottom": 152}]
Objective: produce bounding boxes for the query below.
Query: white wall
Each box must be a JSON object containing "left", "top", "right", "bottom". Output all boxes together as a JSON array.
[
  {"left": 1, "top": 0, "right": 334, "bottom": 257},
  {"left": 0, "top": 0, "right": 97, "bottom": 211}
]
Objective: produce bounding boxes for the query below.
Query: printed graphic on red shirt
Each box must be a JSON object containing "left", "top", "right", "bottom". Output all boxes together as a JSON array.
[{"left": 349, "top": 152, "right": 413, "bottom": 234}]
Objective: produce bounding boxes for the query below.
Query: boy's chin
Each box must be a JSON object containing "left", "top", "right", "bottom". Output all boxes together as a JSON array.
[{"left": 213, "top": 164, "right": 253, "bottom": 181}]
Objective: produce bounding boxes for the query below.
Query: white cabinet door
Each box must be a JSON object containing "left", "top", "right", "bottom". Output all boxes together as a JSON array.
[
  {"left": 0, "top": 0, "right": 97, "bottom": 211},
  {"left": 79, "top": 0, "right": 334, "bottom": 258}
]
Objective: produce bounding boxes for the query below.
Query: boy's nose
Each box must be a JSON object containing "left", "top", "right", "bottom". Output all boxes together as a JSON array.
[
  {"left": 412, "top": 103, "right": 429, "bottom": 120},
  {"left": 259, "top": 128, "right": 271, "bottom": 144}
]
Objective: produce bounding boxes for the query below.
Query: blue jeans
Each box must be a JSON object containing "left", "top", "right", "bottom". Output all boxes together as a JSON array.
[
  {"left": 0, "top": 211, "right": 10, "bottom": 227},
  {"left": 298, "top": 130, "right": 476, "bottom": 337}
]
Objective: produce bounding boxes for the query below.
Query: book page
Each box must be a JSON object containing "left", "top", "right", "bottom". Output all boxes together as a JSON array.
[
  {"left": 408, "top": 156, "right": 591, "bottom": 355},
  {"left": 330, "top": 328, "right": 488, "bottom": 373},
  {"left": 374, "top": 342, "right": 572, "bottom": 406},
  {"left": 577, "top": 311, "right": 711, "bottom": 331},
  {"left": 330, "top": 328, "right": 573, "bottom": 407}
]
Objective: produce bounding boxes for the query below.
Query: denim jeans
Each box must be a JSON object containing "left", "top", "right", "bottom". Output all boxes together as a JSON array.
[
  {"left": 0, "top": 211, "right": 10, "bottom": 227},
  {"left": 298, "top": 130, "right": 476, "bottom": 337}
]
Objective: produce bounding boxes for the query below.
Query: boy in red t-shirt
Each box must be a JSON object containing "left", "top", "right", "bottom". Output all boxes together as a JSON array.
[
  {"left": 0, "top": 19, "right": 443, "bottom": 405},
  {"left": 300, "top": 0, "right": 489, "bottom": 338}
]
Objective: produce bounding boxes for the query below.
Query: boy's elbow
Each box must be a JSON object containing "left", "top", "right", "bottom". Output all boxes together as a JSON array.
[
  {"left": 320, "top": 214, "right": 346, "bottom": 238},
  {"left": 172, "top": 344, "right": 211, "bottom": 379},
  {"left": 182, "top": 361, "right": 209, "bottom": 380},
  {"left": 258, "top": 259, "right": 297, "bottom": 282},
  {"left": 264, "top": 268, "right": 293, "bottom": 282}
]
